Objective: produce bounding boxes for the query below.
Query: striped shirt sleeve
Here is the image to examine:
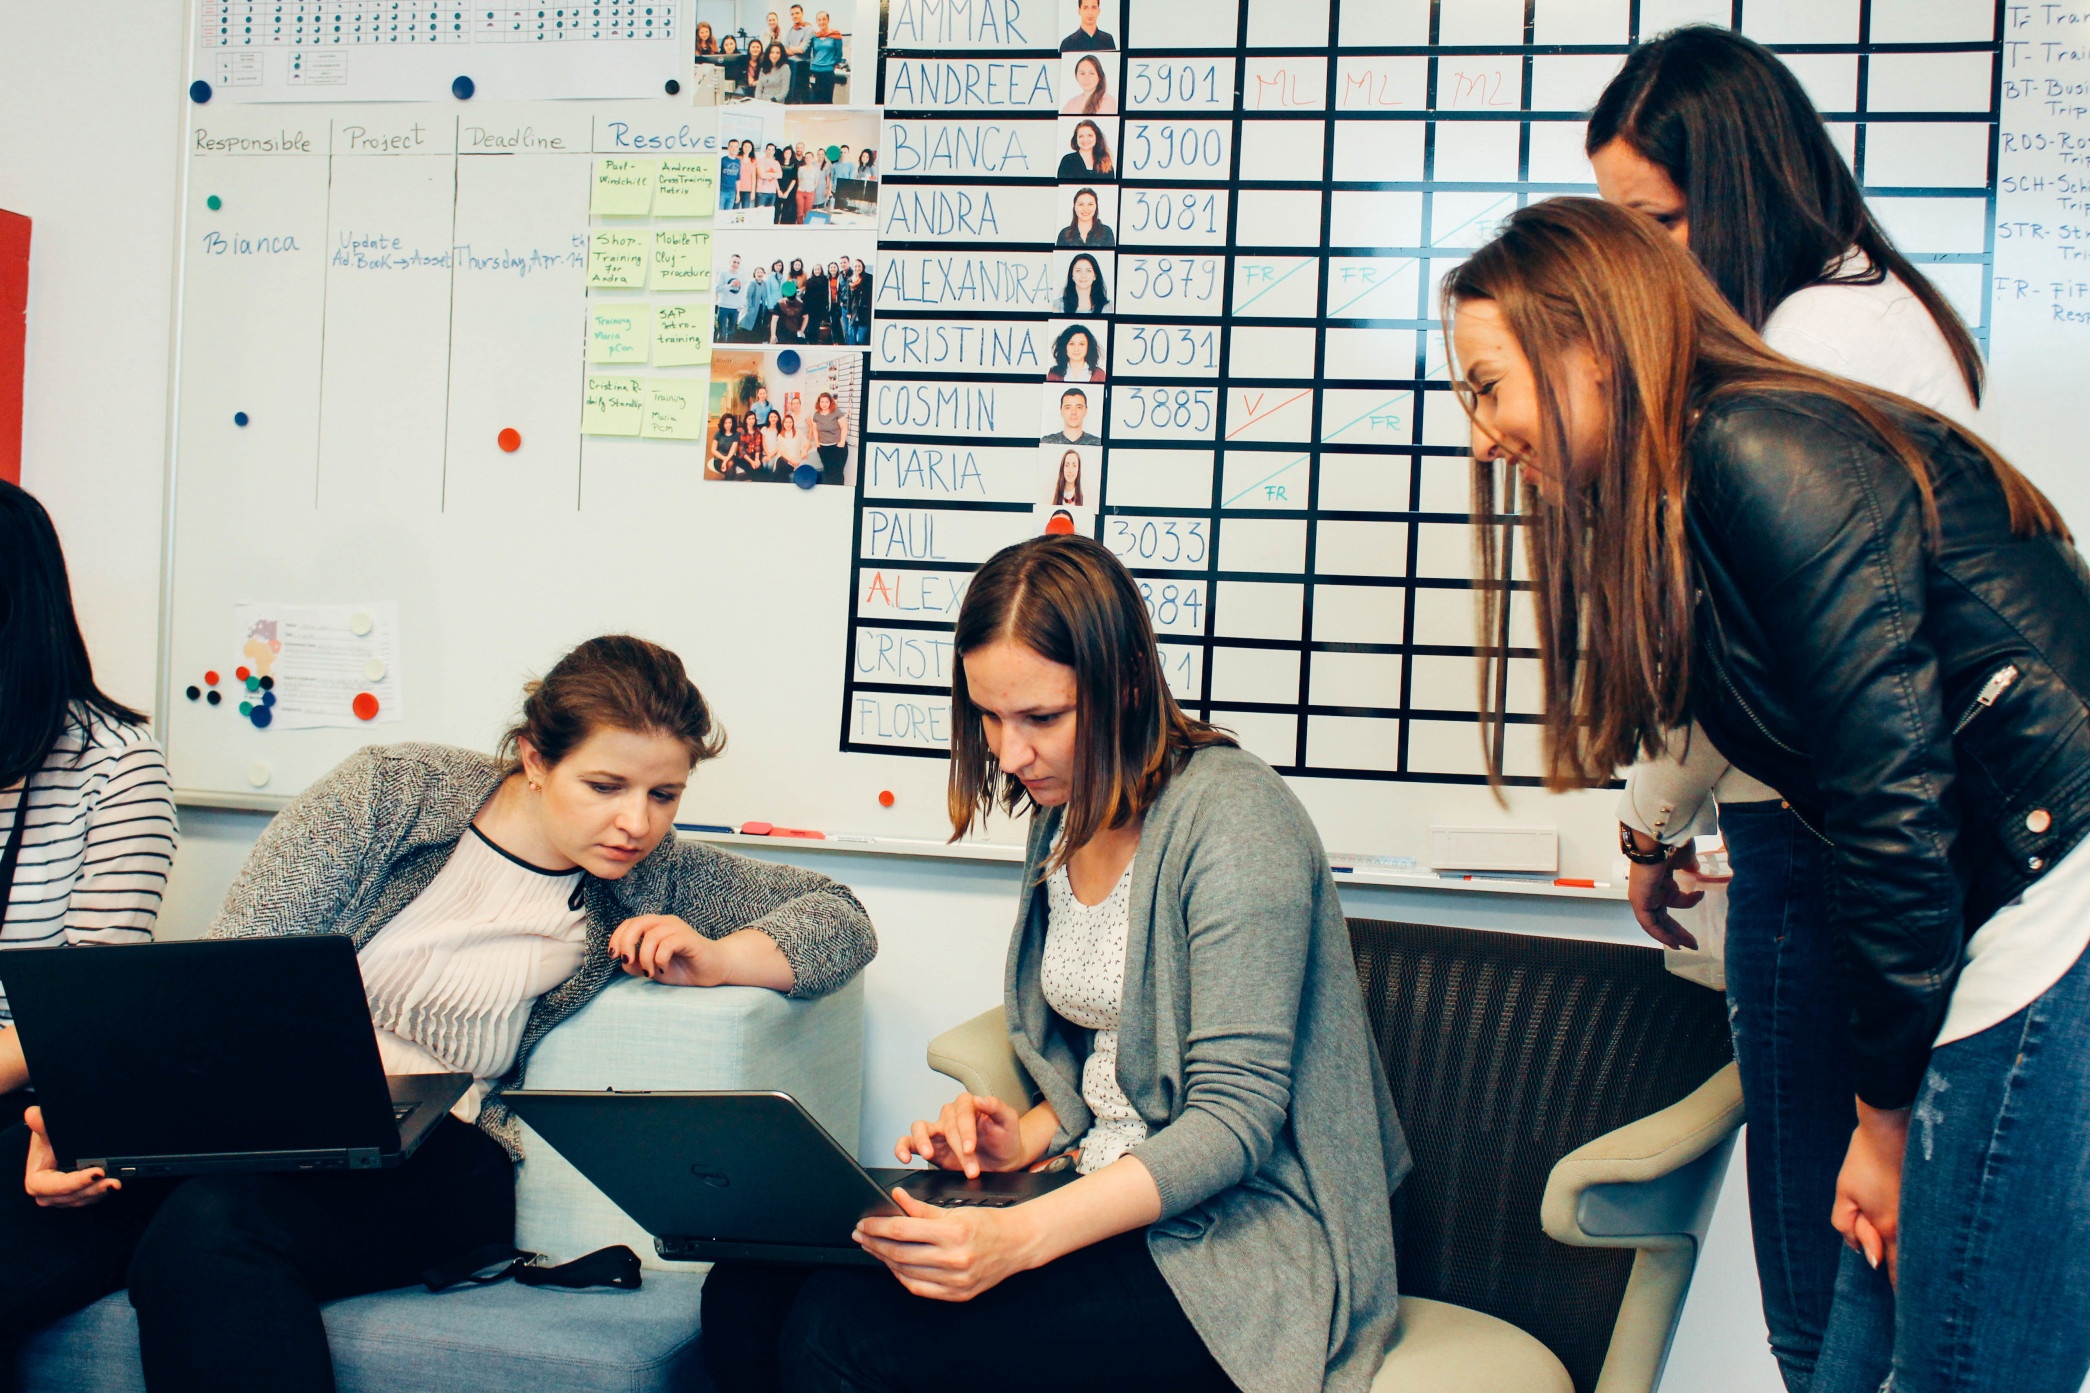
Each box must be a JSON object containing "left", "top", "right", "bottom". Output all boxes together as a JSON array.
[
  {"left": 0, "top": 713, "right": 179, "bottom": 1022},
  {"left": 62, "top": 733, "right": 177, "bottom": 945}
]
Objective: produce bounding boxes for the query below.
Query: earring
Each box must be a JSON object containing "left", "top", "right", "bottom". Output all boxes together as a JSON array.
[{"left": 528, "top": 780, "right": 542, "bottom": 793}]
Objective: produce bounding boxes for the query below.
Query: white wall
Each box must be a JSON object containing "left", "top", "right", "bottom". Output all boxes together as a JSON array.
[
  {"left": 1, "top": 1, "right": 184, "bottom": 714},
  {"left": 9, "top": 4, "right": 1779, "bottom": 1389}
]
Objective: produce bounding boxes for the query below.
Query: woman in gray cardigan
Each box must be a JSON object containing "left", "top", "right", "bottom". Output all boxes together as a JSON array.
[
  {"left": 5, "top": 635, "right": 876, "bottom": 1391},
  {"left": 703, "top": 538, "right": 1408, "bottom": 1393}
]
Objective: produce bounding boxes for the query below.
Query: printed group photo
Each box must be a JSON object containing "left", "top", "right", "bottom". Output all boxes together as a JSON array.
[
  {"left": 699, "top": 0, "right": 872, "bottom": 105},
  {"left": 718, "top": 106, "right": 879, "bottom": 228},
  {"left": 704, "top": 346, "right": 860, "bottom": 485},
  {"left": 712, "top": 229, "right": 874, "bottom": 346}
]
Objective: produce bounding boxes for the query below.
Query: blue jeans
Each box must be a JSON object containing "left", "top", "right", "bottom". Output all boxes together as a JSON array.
[
  {"left": 1722, "top": 801, "right": 1859, "bottom": 1393},
  {"left": 1812, "top": 933, "right": 2090, "bottom": 1393}
]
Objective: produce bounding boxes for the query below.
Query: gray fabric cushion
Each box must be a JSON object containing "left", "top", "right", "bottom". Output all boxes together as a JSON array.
[{"left": 16, "top": 1274, "right": 708, "bottom": 1393}]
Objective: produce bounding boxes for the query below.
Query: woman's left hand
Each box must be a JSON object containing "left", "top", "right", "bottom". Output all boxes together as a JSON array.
[
  {"left": 1832, "top": 1100, "right": 1909, "bottom": 1287},
  {"left": 853, "top": 1188, "right": 1041, "bottom": 1301},
  {"left": 608, "top": 915, "right": 720, "bottom": 986}
]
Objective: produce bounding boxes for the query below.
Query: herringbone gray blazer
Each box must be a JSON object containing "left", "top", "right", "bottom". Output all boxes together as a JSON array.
[{"left": 209, "top": 743, "right": 876, "bottom": 1155}]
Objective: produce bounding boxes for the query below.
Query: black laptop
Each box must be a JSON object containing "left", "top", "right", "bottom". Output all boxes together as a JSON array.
[
  {"left": 2, "top": 937, "right": 472, "bottom": 1179},
  {"left": 506, "top": 1090, "right": 1075, "bottom": 1265}
]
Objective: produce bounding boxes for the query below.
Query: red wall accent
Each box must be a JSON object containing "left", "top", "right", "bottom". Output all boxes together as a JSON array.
[{"left": 0, "top": 209, "right": 28, "bottom": 486}]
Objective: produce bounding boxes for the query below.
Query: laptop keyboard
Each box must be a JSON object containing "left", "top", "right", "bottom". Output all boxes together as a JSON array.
[{"left": 920, "top": 1193, "right": 1020, "bottom": 1208}]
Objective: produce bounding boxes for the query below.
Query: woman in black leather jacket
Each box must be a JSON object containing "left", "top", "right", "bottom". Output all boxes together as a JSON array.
[{"left": 1447, "top": 197, "right": 2090, "bottom": 1393}]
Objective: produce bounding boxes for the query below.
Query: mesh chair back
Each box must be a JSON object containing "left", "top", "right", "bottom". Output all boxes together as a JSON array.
[{"left": 1349, "top": 919, "right": 1733, "bottom": 1393}]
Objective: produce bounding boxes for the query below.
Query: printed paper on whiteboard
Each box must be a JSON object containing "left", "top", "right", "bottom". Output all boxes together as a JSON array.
[
  {"left": 232, "top": 602, "right": 405, "bottom": 729},
  {"left": 192, "top": 2, "right": 693, "bottom": 103}
]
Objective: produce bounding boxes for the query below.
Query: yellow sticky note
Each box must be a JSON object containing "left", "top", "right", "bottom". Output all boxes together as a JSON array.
[
  {"left": 587, "top": 229, "right": 650, "bottom": 288},
  {"left": 642, "top": 379, "right": 706, "bottom": 440},
  {"left": 589, "top": 305, "right": 650, "bottom": 364},
  {"left": 581, "top": 376, "right": 645, "bottom": 436},
  {"left": 654, "top": 303, "right": 712, "bottom": 367},
  {"left": 651, "top": 229, "right": 713, "bottom": 291},
  {"left": 591, "top": 157, "right": 656, "bottom": 216},
  {"left": 653, "top": 158, "right": 718, "bottom": 218}
]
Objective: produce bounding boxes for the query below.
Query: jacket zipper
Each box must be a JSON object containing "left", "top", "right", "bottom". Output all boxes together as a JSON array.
[
  {"left": 1952, "top": 664, "right": 2020, "bottom": 735},
  {"left": 1704, "top": 644, "right": 1807, "bottom": 758}
]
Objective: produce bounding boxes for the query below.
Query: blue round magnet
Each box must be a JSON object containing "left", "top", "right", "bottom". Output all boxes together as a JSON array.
[
  {"left": 234, "top": 411, "right": 249, "bottom": 427},
  {"left": 261, "top": 691, "right": 277, "bottom": 708},
  {"left": 777, "top": 349, "right": 802, "bottom": 374},
  {"left": 452, "top": 74, "right": 476, "bottom": 99},
  {"left": 793, "top": 463, "right": 820, "bottom": 489},
  {"left": 250, "top": 706, "right": 273, "bottom": 729},
  {"left": 189, "top": 80, "right": 213, "bottom": 104},
  {"left": 665, "top": 78, "right": 681, "bottom": 95}
]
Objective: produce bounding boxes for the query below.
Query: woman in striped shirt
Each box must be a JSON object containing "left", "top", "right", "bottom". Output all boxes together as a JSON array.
[{"left": 0, "top": 480, "right": 177, "bottom": 1108}]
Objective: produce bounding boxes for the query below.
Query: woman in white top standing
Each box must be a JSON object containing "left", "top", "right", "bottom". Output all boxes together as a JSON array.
[
  {"left": 0, "top": 634, "right": 877, "bottom": 1389},
  {"left": 1586, "top": 27, "right": 1991, "bottom": 1393},
  {"left": 0, "top": 480, "right": 177, "bottom": 1114}
]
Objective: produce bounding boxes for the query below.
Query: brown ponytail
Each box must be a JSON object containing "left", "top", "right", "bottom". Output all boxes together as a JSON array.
[{"left": 498, "top": 635, "right": 726, "bottom": 770}]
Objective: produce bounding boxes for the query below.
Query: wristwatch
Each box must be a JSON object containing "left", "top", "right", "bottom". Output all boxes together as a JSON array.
[{"left": 1619, "top": 822, "right": 1677, "bottom": 866}]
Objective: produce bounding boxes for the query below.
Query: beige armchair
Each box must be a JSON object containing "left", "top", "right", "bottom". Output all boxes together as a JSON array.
[{"left": 926, "top": 923, "right": 1743, "bottom": 1393}]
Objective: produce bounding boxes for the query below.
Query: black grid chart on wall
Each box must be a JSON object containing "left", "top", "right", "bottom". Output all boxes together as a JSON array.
[{"left": 842, "top": 0, "right": 2002, "bottom": 783}]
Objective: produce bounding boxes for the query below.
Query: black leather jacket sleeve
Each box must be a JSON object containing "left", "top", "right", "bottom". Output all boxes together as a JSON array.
[{"left": 1691, "top": 400, "right": 1968, "bottom": 1110}]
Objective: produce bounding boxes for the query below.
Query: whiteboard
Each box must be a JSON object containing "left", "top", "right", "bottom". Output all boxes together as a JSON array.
[{"left": 160, "top": 0, "right": 2025, "bottom": 882}]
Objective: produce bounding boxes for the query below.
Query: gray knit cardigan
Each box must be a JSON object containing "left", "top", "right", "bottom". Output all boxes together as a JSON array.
[
  {"left": 208, "top": 743, "right": 877, "bottom": 1156},
  {"left": 1009, "top": 744, "right": 1409, "bottom": 1393}
]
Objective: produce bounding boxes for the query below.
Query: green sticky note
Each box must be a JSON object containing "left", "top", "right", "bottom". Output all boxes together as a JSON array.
[
  {"left": 652, "top": 158, "right": 717, "bottom": 218},
  {"left": 651, "top": 229, "right": 713, "bottom": 291},
  {"left": 591, "top": 157, "right": 656, "bottom": 216},
  {"left": 589, "top": 305, "right": 650, "bottom": 364},
  {"left": 654, "top": 303, "right": 712, "bottom": 367},
  {"left": 582, "top": 376, "right": 645, "bottom": 436},
  {"left": 587, "top": 229, "right": 650, "bottom": 288},
  {"left": 642, "top": 379, "right": 706, "bottom": 440}
]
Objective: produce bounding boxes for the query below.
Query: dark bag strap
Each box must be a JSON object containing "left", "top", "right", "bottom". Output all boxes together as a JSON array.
[
  {"left": 422, "top": 1242, "right": 642, "bottom": 1294},
  {"left": 0, "top": 782, "right": 30, "bottom": 928}
]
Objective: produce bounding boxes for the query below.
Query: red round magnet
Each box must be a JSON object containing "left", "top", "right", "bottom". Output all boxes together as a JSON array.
[
  {"left": 352, "top": 692, "right": 380, "bottom": 721},
  {"left": 204, "top": 670, "right": 220, "bottom": 686},
  {"left": 497, "top": 427, "right": 522, "bottom": 452},
  {"left": 235, "top": 666, "right": 251, "bottom": 681},
  {"left": 878, "top": 790, "right": 895, "bottom": 808}
]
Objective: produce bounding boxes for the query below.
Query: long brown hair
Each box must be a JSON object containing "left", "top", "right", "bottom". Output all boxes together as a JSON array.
[
  {"left": 1443, "top": 198, "right": 2063, "bottom": 791},
  {"left": 948, "top": 535, "right": 1232, "bottom": 871},
  {"left": 1069, "top": 119, "right": 1113, "bottom": 174},
  {"left": 1588, "top": 26, "right": 1985, "bottom": 403}
]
